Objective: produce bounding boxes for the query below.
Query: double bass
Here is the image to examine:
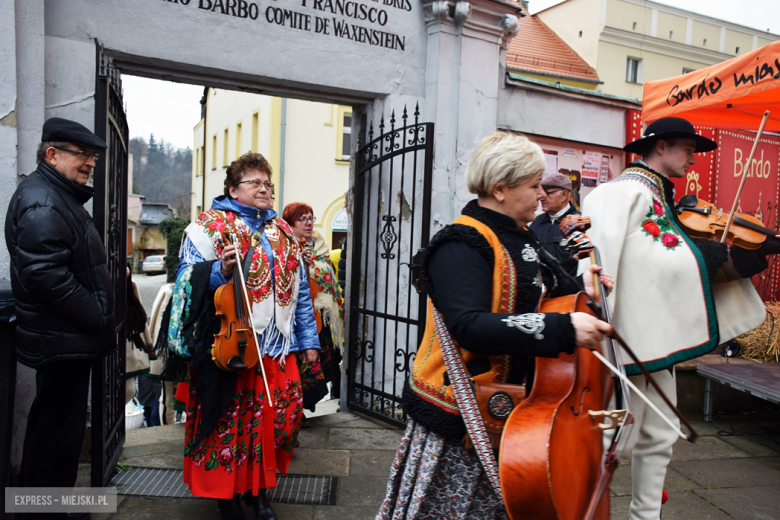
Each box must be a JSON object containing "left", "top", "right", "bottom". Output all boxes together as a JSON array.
[
  {"left": 500, "top": 216, "right": 697, "bottom": 520},
  {"left": 499, "top": 239, "right": 623, "bottom": 519}
]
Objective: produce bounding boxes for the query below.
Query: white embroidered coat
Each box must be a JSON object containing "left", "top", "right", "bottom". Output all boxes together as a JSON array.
[{"left": 581, "top": 167, "right": 766, "bottom": 375}]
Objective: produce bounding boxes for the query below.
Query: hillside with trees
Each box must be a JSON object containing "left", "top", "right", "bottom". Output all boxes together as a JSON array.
[{"left": 130, "top": 135, "right": 192, "bottom": 219}]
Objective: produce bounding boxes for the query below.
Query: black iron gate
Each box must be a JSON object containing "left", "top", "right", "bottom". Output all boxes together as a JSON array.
[
  {"left": 91, "top": 44, "right": 128, "bottom": 487},
  {"left": 347, "top": 106, "right": 433, "bottom": 427}
]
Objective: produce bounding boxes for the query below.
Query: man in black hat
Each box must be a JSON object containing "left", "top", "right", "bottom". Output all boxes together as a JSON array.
[
  {"left": 581, "top": 117, "right": 778, "bottom": 520},
  {"left": 5, "top": 117, "right": 116, "bottom": 513},
  {"left": 529, "top": 172, "right": 581, "bottom": 276}
]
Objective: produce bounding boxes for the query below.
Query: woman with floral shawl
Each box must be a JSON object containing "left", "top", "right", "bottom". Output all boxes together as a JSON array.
[
  {"left": 169, "top": 153, "right": 320, "bottom": 520},
  {"left": 283, "top": 202, "right": 345, "bottom": 416}
]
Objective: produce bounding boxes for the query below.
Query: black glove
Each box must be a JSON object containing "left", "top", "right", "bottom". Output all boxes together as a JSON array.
[
  {"left": 730, "top": 245, "right": 769, "bottom": 278},
  {"left": 692, "top": 239, "right": 729, "bottom": 279},
  {"left": 757, "top": 235, "right": 780, "bottom": 257}
]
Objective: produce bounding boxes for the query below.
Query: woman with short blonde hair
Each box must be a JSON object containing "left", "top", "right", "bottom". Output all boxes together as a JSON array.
[
  {"left": 376, "top": 132, "right": 612, "bottom": 520},
  {"left": 465, "top": 132, "right": 546, "bottom": 197}
]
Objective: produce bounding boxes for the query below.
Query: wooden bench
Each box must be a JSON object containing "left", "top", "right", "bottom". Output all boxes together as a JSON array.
[{"left": 697, "top": 363, "right": 780, "bottom": 421}]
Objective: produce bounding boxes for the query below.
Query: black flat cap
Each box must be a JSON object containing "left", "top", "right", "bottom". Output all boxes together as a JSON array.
[
  {"left": 624, "top": 117, "right": 716, "bottom": 155},
  {"left": 41, "top": 117, "right": 107, "bottom": 151}
]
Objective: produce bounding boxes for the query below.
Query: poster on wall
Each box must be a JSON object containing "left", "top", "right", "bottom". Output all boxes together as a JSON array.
[
  {"left": 530, "top": 135, "right": 623, "bottom": 209},
  {"left": 543, "top": 149, "right": 558, "bottom": 177},
  {"left": 599, "top": 155, "right": 611, "bottom": 184}
]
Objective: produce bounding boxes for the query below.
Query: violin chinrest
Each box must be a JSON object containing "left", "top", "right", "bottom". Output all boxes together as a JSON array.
[
  {"left": 677, "top": 194, "right": 699, "bottom": 209},
  {"left": 227, "top": 356, "right": 248, "bottom": 371}
]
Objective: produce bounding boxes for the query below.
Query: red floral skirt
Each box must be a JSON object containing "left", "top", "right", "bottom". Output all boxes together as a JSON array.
[{"left": 182, "top": 353, "right": 303, "bottom": 499}]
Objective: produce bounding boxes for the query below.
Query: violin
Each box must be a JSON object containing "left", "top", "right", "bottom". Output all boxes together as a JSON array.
[
  {"left": 212, "top": 233, "right": 261, "bottom": 372},
  {"left": 676, "top": 195, "right": 779, "bottom": 250}
]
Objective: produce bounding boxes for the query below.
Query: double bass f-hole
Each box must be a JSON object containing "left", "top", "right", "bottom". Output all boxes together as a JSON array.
[{"left": 571, "top": 387, "right": 591, "bottom": 416}]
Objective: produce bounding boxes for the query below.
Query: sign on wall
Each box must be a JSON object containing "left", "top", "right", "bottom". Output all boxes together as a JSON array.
[
  {"left": 332, "top": 207, "right": 349, "bottom": 231},
  {"left": 162, "top": 0, "right": 411, "bottom": 52}
]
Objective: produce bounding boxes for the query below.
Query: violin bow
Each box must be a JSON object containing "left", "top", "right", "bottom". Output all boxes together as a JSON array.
[
  {"left": 721, "top": 110, "right": 771, "bottom": 243},
  {"left": 539, "top": 245, "right": 698, "bottom": 443},
  {"left": 228, "top": 233, "right": 274, "bottom": 407}
]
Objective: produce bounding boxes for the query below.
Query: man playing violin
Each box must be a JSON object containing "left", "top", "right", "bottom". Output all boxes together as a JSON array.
[{"left": 582, "top": 117, "right": 776, "bottom": 520}]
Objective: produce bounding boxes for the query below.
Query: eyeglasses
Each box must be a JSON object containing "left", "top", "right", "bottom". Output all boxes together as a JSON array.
[
  {"left": 543, "top": 188, "right": 564, "bottom": 195},
  {"left": 238, "top": 180, "right": 274, "bottom": 190},
  {"left": 53, "top": 146, "right": 100, "bottom": 162},
  {"left": 296, "top": 216, "right": 316, "bottom": 223}
]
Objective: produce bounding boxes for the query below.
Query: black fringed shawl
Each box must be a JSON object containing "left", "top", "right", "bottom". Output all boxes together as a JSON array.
[{"left": 154, "top": 260, "right": 239, "bottom": 447}]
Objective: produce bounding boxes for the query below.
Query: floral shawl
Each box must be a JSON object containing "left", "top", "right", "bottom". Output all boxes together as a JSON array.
[
  {"left": 309, "top": 231, "right": 345, "bottom": 352},
  {"left": 184, "top": 209, "right": 302, "bottom": 355}
]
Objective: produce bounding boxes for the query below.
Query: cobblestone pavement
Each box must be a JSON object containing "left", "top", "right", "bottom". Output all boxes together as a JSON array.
[{"left": 73, "top": 405, "right": 780, "bottom": 520}]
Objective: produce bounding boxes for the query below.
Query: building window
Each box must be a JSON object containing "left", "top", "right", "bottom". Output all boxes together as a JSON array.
[
  {"left": 669, "top": 30, "right": 674, "bottom": 39},
  {"left": 703, "top": 38, "right": 707, "bottom": 46},
  {"left": 736, "top": 46, "right": 740, "bottom": 54},
  {"left": 579, "top": 30, "right": 582, "bottom": 37},
  {"left": 223, "top": 128, "right": 229, "bottom": 166},
  {"left": 632, "top": 22, "right": 637, "bottom": 30},
  {"left": 626, "top": 57, "right": 642, "bottom": 84},
  {"left": 212, "top": 134, "right": 217, "bottom": 170},
  {"left": 682, "top": 67, "right": 695, "bottom": 74},
  {"left": 252, "top": 111, "right": 259, "bottom": 153},
  {"left": 335, "top": 106, "right": 352, "bottom": 162},
  {"left": 195, "top": 147, "right": 201, "bottom": 177},
  {"left": 235, "top": 122, "right": 242, "bottom": 160}
]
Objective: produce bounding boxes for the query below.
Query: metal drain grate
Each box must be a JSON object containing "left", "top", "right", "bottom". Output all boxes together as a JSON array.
[{"left": 111, "top": 467, "right": 338, "bottom": 505}]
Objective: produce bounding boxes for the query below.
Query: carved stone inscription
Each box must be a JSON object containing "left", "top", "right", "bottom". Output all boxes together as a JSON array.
[{"left": 161, "top": 0, "right": 410, "bottom": 51}]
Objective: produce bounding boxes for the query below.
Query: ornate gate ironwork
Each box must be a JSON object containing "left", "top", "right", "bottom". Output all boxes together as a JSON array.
[
  {"left": 91, "top": 45, "right": 128, "bottom": 487},
  {"left": 348, "top": 106, "right": 433, "bottom": 427}
]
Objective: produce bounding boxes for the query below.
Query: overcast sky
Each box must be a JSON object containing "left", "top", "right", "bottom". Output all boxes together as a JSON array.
[
  {"left": 123, "top": 0, "right": 778, "bottom": 149},
  {"left": 122, "top": 76, "right": 203, "bottom": 151}
]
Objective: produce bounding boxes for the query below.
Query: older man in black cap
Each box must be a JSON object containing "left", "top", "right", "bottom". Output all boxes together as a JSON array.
[
  {"left": 582, "top": 116, "right": 780, "bottom": 520},
  {"left": 529, "top": 172, "right": 581, "bottom": 276},
  {"left": 5, "top": 117, "right": 115, "bottom": 513}
]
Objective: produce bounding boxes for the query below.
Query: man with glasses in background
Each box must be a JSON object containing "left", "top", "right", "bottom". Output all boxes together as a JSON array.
[
  {"left": 6, "top": 117, "right": 115, "bottom": 517},
  {"left": 529, "top": 172, "right": 580, "bottom": 276}
]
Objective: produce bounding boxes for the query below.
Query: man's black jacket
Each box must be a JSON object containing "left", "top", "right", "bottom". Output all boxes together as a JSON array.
[
  {"left": 529, "top": 205, "right": 581, "bottom": 277},
  {"left": 5, "top": 162, "right": 116, "bottom": 368}
]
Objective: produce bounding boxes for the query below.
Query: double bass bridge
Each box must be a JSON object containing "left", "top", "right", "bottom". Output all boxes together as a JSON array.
[{"left": 588, "top": 409, "right": 633, "bottom": 430}]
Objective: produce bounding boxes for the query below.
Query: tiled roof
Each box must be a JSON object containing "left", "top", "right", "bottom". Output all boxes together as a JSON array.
[
  {"left": 506, "top": 12, "right": 600, "bottom": 83},
  {"left": 140, "top": 203, "right": 174, "bottom": 225}
]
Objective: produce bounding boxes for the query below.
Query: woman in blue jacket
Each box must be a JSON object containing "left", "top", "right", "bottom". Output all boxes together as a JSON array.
[{"left": 172, "top": 152, "right": 319, "bottom": 520}]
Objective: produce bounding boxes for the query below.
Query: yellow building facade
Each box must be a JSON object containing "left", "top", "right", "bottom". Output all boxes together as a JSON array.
[
  {"left": 191, "top": 89, "right": 351, "bottom": 248},
  {"left": 538, "top": 0, "right": 779, "bottom": 99}
]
